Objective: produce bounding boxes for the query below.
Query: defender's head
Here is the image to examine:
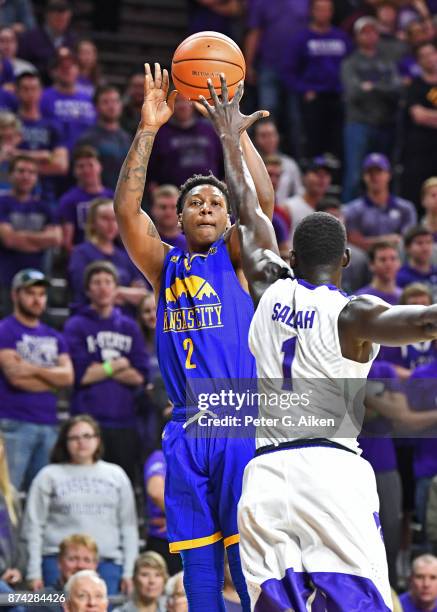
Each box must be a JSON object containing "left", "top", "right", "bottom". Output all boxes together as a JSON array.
[
  {"left": 291, "top": 212, "right": 349, "bottom": 279},
  {"left": 177, "top": 173, "right": 230, "bottom": 252}
]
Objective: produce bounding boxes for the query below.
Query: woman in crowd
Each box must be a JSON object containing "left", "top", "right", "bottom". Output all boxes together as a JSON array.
[
  {"left": 114, "top": 552, "right": 168, "bottom": 612},
  {"left": 76, "top": 39, "right": 103, "bottom": 100},
  {"left": 68, "top": 197, "right": 147, "bottom": 313},
  {"left": 22, "top": 415, "right": 138, "bottom": 596}
]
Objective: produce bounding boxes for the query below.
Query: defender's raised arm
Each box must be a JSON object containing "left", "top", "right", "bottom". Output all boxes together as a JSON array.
[{"left": 114, "top": 63, "right": 177, "bottom": 289}]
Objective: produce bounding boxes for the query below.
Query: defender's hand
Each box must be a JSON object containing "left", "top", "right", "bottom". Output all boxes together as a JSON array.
[
  {"left": 140, "top": 63, "right": 178, "bottom": 131},
  {"left": 199, "top": 74, "right": 268, "bottom": 138}
]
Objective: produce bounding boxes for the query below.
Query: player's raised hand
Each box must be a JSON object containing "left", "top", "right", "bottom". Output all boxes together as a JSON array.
[
  {"left": 140, "top": 63, "right": 178, "bottom": 131},
  {"left": 199, "top": 74, "right": 268, "bottom": 138}
]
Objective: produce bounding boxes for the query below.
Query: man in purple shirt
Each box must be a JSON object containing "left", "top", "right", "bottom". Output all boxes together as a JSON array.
[
  {"left": 400, "top": 554, "right": 437, "bottom": 612},
  {"left": 148, "top": 95, "right": 223, "bottom": 187},
  {"left": 287, "top": 0, "right": 352, "bottom": 159},
  {"left": 356, "top": 240, "right": 402, "bottom": 305},
  {"left": 0, "top": 155, "right": 62, "bottom": 301},
  {"left": 59, "top": 145, "right": 113, "bottom": 251},
  {"left": 0, "top": 269, "right": 73, "bottom": 490},
  {"left": 397, "top": 226, "right": 437, "bottom": 301},
  {"left": 63, "top": 260, "right": 149, "bottom": 483},
  {"left": 40, "top": 47, "right": 96, "bottom": 153},
  {"left": 150, "top": 185, "right": 187, "bottom": 251},
  {"left": 344, "top": 153, "right": 417, "bottom": 252}
]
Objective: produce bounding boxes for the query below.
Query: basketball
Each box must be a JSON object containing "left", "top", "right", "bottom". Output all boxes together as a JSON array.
[{"left": 171, "top": 31, "right": 246, "bottom": 102}]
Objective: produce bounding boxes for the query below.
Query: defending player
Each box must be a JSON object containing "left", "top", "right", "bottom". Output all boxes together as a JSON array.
[
  {"left": 114, "top": 64, "right": 271, "bottom": 612},
  {"left": 200, "top": 76, "right": 437, "bottom": 611}
]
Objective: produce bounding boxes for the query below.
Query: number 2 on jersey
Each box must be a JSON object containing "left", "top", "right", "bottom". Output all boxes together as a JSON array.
[
  {"left": 281, "top": 337, "right": 297, "bottom": 390},
  {"left": 183, "top": 338, "right": 197, "bottom": 369}
]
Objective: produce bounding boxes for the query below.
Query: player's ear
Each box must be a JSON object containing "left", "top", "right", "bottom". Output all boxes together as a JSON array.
[{"left": 343, "top": 248, "right": 351, "bottom": 268}]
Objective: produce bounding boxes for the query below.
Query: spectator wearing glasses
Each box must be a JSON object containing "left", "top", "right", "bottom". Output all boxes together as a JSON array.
[{"left": 22, "top": 415, "right": 138, "bottom": 596}]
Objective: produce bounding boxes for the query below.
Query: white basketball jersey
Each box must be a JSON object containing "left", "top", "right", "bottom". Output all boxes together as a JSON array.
[{"left": 248, "top": 277, "right": 380, "bottom": 452}]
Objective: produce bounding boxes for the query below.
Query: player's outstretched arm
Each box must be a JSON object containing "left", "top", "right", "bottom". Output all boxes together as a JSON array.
[
  {"left": 114, "top": 63, "right": 177, "bottom": 289},
  {"left": 199, "top": 76, "right": 289, "bottom": 305}
]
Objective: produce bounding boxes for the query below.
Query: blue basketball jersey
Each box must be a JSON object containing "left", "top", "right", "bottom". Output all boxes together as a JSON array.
[{"left": 156, "top": 237, "right": 256, "bottom": 419}]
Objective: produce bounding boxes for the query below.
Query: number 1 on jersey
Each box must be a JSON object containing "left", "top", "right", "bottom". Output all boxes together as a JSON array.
[
  {"left": 183, "top": 338, "right": 197, "bottom": 369},
  {"left": 281, "top": 337, "right": 297, "bottom": 390}
]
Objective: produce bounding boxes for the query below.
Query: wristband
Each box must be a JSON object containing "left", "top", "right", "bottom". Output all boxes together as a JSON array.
[{"left": 102, "top": 361, "right": 114, "bottom": 377}]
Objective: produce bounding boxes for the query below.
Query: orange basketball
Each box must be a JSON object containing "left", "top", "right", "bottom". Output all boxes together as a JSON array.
[{"left": 171, "top": 31, "right": 246, "bottom": 102}]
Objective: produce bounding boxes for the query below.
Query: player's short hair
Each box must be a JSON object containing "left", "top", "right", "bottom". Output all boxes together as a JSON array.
[
  {"left": 177, "top": 173, "right": 229, "bottom": 214},
  {"left": 59, "top": 534, "right": 99, "bottom": 560},
  {"left": 421, "top": 176, "right": 437, "bottom": 198},
  {"left": 85, "top": 197, "right": 114, "bottom": 241},
  {"left": 73, "top": 144, "right": 100, "bottom": 164},
  {"left": 400, "top": 282, "right": 432, "bottom": 305},
  {"left": 152, "top": 184, "right": 180, "bottom": 205},
  {"left": 84, "top": 260, "right": 119, "bottom": 289},
  {"left": 133, "top": 552, "right": 169, "bottom": 581},
  {"left": 368, "top": 240, "right": 399, "bottom": 263},
  {"left": 403, "top": 225, "right": 433, "bottom": 248},
  {"left": 16, "top": 71, "right": 41, "bottom": 87},
  {"left": 93, "top": 84, "right": 120, "bottom": 106},
  {"left": 293, "top": 212, "right": 346, "bottom": 267}
]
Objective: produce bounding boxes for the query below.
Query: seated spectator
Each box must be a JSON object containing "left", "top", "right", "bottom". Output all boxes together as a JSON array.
[
  {"left": 76, "top": 40, "right": 102, "bottom": 100},
  {"left": 18, "top": 0, "right": 76, "bottom": 86},
  {"left": 288, "top": 0, "right": 352, "bottom": 159},
  {"left": 16, "top": 72, "right": 68, "bottom": 203},
  {"left": 0, "top": 0, "right": 35, "bottom": 35},
  {"left": 77, "top": 86, "right": 131, "bottom": 191},
  {"left": 0, "top": 156, "right": 62, "bottom": 295},
  {"left": 40, "top": 48, "right": 96, "bottom": 155},
  {"left": 341, "top": 18, "right": 401, "bottom": 201},
  {"left": 397, "top": 226, "right": 437, "bottom": 300},
  {"left": 22, "top": 415, "right": 138, "bottom": 595},
  {"left": 0, "top": 433, "right": 25, "bottom": 596},
  {"left": 0, "top": 27, "right": 37, "bottom": 78},
  {"left": 148, "top": 95, "right": 223, "bottom": 187},
  {"left": 68, "top": 197, "right": 146, "bottom": 312},
  {"left": 344, "top": 153, "right": 417, "bottom": 251},
  {"left": 421, "top": 177, "right": 437, "bottom": 243},
  {"left": 121, "top": 73, "right": 144, "bottom": 137},
  {"left": 283, "top": 156, "right": 332, "bottom": 242},
  {"left": 316, "top": 199, "right": 371, "bottom": 293},
  {"left": 402, "top": 42, "right": 437, "bottom": 209},
  {"left": 150, "top": 185, "right": 186, "bottom": 250},
  {"left": 0, "top": 113, "right": 21, "bottom": 190},
  {"left": 0, "top": 269, "right": 73, "bottom": 490},
  {"left": 399, "top": 554, "right": 437, "bottom": 611},
  {"left": 252, "top": 118, "right": 302, "bottom": 202},
  {"left": 59, "top": 146, "right": 113, "bottom": 252},
  {"left": 165, "top": 572, "right": 187, "bottom": 612},
  {"left": 63, "top": 570, "right": 108, "bottom": 612},
  {"left": 63, "top": 262, "right": 149, "bottom": 482},
  {"left": 114, "top": 552, "right": 168, "bottom": 612},
  {"left": 356, "top": 240, "right": 402, "bottom": 304}
]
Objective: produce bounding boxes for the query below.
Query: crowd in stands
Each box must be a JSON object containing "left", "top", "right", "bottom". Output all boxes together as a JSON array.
[{"left": 1, "top": 0, "right": 437, "bottom": 610}]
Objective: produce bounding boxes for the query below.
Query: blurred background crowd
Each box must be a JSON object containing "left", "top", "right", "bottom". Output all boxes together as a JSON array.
[{"left": 1, "top": 0, "right": 437, "bottom": 610}]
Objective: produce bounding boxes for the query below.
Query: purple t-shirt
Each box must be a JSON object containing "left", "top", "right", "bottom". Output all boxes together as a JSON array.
[
  {"left": 248, "top": 0, "right": 310, "bottom": 69},
  {"left": 0, "top": 89, "right": 17, "bottom": 113},
  {"left": 399, "top": 592, "right": 437, "bottom": 612},
  {"left": 0, "top": 194, "right": 55, "bottom": 284},
  {"left": 359, "top": 361, "right": 399, "bottom": 473},
  {"left": 382, "top": 341, "right": 437, "bottom": 372},
  {"left": 0, "top": 316, "right": 67, "bottom": 425},
  {"left": 144, "top": 450, "right": 166, "bottom": 540},
  {"left": 397, "top": 264, "right": 437, "bottom": 302},
  {"left": 355, "top": 285, "right": 401, "bottom": 306},
  {"left": 0, "top": 58, "right": 14, "bottom": 87},
  {"left": 76, "top": 76, "right": 95, "bottom": 100},
  {"left": 68, "top": 240, "right": 143, "bottom": 306},
  {"left": 64, "top": 306, "right": 149, "bottom": 427},
  {"left": 148, "top": 119, "right": 223, "bottom": 187},
  {"left": 287, "top": 27, "right": 352, "bottom": 93},
  {"left": 40, "top": 87, "right": 96, "bottom": 152},
  {"left": 344, "top": 195, "right": 417, "bottom": 237},
  {"left": 58, "top": 186, "right": 114, "bottom": 245}
]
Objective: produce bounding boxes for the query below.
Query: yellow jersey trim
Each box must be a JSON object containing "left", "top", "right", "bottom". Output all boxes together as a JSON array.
[
  {"left": 169, "top": 531, "right": 223, "bottom": 553},
  {"left": 223, "top": 534, "right": 240, "bottom": 548}
]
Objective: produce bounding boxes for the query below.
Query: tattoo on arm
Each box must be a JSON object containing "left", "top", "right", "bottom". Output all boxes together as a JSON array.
[
  {"left": 134, "top": 131, "right": 155, "bottom": 158},
  {"left": 147, "top": 220, "right": 159, "bottom": 238}
]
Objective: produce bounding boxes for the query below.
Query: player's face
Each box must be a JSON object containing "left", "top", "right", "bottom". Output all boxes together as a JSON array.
[
  {"left": 17, "top": 77, "right": 42, "bottom": 106},
  {"left": 152, "top": 195, "right": 178, "bottom": 231},
  {"left": 255, "top": 123, "right": 279, "bottom": 155},
  {"left": 0, "top": 28, "right": 16, "bottom": 58},
  {"left": 11, "top": 160, "right": 38, "bottom": 193},
  {"left": 371, "top": 247, "right": 400, "bottom": 281},
  {"left": 418, "top": 44, "right": 437, "bottom": 73},
  {"left": 166, "top": 576, "right": 187, "bottom": 612},
  {"left": 406, "top": 293, "right": 432, "bottom": 306},
  {"left": 134, "top": 566, "right": 165, "bottom": 601},
  {"left": 423, "top": 186, "right": 437, "bottom": 213},
  {"left": 74, "top": 158, "right": 102, "bottom": 186},
  {"left": 94, "top": 204, "right": 119, "bottom": 242},
  {"left": 174, "top": 96, "right": 194, "bottom": 123},
  {"left": 65, "top": 577, "right": 108, "bottom": 612},
  {"left": 66, "top": 421, "right": 100, "bottom": 465},
  {"left": 180, "top": 185, "right": 229, "bottom": 250},
  {"left": 87, "top": 272, "right": 117, "bottom": 309},
  {"left": 312, "top": 0, "right": 333, "bottom": 26},
  {"left": 408, "top": 234, "right": 433, "bottom": 264},
  {"left": 59, "top": 545, "right": 98, "bottom": 582},
  {"left": 14, "top": 285, "right": 47, "bottom": 319},
  {"left": 97, "top": 91, "right": 122, "bottom": 122},
  {"left": 363, "top": 167, "right": 390, "bottom": 192},
  {"left": 410, "top": 562, "right": 437, "bottom": 606}
]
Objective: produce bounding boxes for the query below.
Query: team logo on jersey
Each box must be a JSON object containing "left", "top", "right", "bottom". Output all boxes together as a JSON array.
[{"left": 163, "top": 275, "right": 223, "bottom": 333}]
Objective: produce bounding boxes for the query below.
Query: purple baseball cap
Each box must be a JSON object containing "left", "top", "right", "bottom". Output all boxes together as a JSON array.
[{"left": 362, "top": 153, "right": 391, "bottom": 173}]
